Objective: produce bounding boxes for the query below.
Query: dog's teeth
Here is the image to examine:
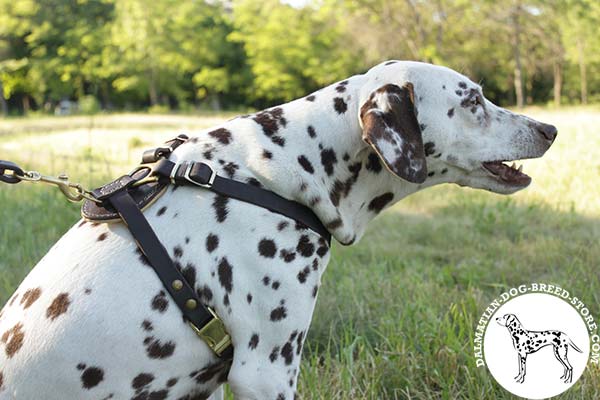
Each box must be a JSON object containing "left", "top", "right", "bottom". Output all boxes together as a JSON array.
[
  {"left": 511, "top": 162, "right": 516, "bottom": 169},
  {"left": 518, "top": 164, "right": 523, "bottom": 172}
]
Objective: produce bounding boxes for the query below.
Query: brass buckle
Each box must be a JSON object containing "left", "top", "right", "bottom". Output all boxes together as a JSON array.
[{"left": 188, "top": 307, "right": 231, "bottom": 356}]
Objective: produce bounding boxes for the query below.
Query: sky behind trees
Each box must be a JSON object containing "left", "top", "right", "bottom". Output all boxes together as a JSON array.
[{"left": 0, "top": 0, "right": 598, "bottom": 114}]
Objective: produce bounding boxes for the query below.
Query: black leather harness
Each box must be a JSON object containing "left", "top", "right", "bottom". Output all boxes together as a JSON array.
[
  {"left": 77, "top": 134, "right": 331, "bottom": 359},
  {"left": 1, "top": 134, "right": 331, "bottom": 359}
]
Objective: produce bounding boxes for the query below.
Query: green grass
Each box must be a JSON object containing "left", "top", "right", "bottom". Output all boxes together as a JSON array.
[{"left": 1, "top": 111, "right": 599, "bottom": 399}]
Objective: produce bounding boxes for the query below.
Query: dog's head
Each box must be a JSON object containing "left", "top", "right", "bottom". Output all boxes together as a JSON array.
[
  {"left": 359, "top": 61, "right": 557, "bottom": 194},
  {"left": 496, "top": 313, "right": 520, "bottom": 327}
]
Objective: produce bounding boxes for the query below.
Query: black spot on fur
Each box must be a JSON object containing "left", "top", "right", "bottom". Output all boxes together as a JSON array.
[
  {"left": 249, "top": 334, "right": 259, "bottom": 350},
  {"left": 157, "top": 206, "right": 167, "bottom": 216},
  {"left": 141, "top": 320, "right": 153, "bottom": 332},
  {"left": 246, "top": 177, "right": 262, "bottom": 187},
  {"left": 280, "top": 249, "right": 296, "bottom": 263},
  {"left": 297, "top": 266, "right": 311, "bottom": 283},
  {"left": 320, "top": 148, "right": 337, "bottom": 176},
  {"left": 428, "top": 171, "right": 435, "bottom": 177},
  {"left": 307, "top": 126, "right": 316, "bottom": 138},
  {"left": 97, "top": 233, "right": 107, "bottom": 242},
  {"left": 145, "top": 337, "right": 175, "bottom": 359},
  {"left": 196, "top": 285, "right": 213, "bottom": 303},
  {"left": 223, "top": 162, "right": 239, "bottom": 178},
  {"left": 328, "top": 162, "right": 362, "bottom": 206},
  {"left": 81, "top": 366, "right": 104, "bottom": 389},
  {"left": 271, "top": 135, "right": 285, "bottom": 147},
  {"left": 366, "top": 153, "right": 383, "bottom": 173},
  {"left": 458, "top": 81, "right": 467, "bottom": 89},
  {"left": 305, "top": 95, "right": 316, "bottom": 102},
  {"left": 424, "top": 142, "right": 436, "bottom": 156},
  {"left": 384, "top": 61, "right": 397, "bottom": 65},
  {"left": 270, "top": 346, "right": 280, "bottom": 362},
  {"left": 263, "top": 150, "right": 273, "bottom": 159},
  {"left": 217, "top": 258, "right": 233, "bottom": 293},
  {"left": 325, "top": 218, "right": 343, "bottom": 230},
  {"left": 209, "top": 128, "right": 232, "bottom": 145},
  {"left": 258, "top": 239, "right": 277, "bottom": 258},
  {"left": 151, "top": 291, "right": 168, "bottom": 313},
  {"left": 166, "top": 378, "right": 178, "bottom": 387},
  {"left": 316, "top": 238, "right": 329, "bottom": 257},
  {"left": 206, "top": 234, "right": 219, "bottom": 252},
  {"left": 297, "top": 155, "right": 314, "bottom": 174},
  {"left": 281, "top": 342, "right": 294, "bottom": 365},
  {"left": 132, "top": 373, "right": 154, "bottom": 389},
  {"left": 247, "top": 293, "right": 253, "bottom": 304},
  {"left": 270, "top": 306, "right": 287, "bottom": 321},
  {"left": 296, "top": 235, "right": 315, "bottom": 257},
  {"left": 173, "top": 246, "right": 183, "bottom": 258},
  {"left": 253, "top": 108, "right": 286, "bottom": 146},
  {"left": 333, "top": 97, "right": 347, "bottom": 114},
  {"left": 447, "top": 108, "right": 454, "bottom": 118},
  {"left": 368, "top": 192, "right": 394, "bottom": 213},
  {"left": 212, "top": 195, "right": 229, "bottom": 222},
  {"left": 441, "top": 168, "right": 448, "bottom": 174}
]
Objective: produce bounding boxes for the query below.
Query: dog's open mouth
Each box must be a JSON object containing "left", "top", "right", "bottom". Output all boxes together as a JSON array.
[{"left": 482, "top": 161, "right": 531, "bottom": 187}]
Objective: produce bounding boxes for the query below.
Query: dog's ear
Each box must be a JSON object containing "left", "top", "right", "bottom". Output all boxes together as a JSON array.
[{"left": 360, "top": 83, "right": 427, "bottom": 183}]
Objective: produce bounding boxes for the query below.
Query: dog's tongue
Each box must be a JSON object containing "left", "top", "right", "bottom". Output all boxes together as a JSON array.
[{"left": 482, "top": 161, "right": 531, "bottom": 186}]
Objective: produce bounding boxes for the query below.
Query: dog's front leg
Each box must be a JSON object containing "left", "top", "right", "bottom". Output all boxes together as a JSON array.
[
  {"left": 518, "top": 354, "right": 527, "bottom": 383},
  {"left": 224, "top": 293, "right": 316, "bottom": 399},
  {"left": 514, "top": 354, "right": 522, "bottom": 380}
]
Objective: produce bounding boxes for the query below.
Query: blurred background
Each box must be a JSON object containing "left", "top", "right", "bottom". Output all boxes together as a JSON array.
[
  {"left": 1, "top": 1, "right": 599, "bottom": 399},
  {"left": 1, "top": 0, "right": 599, "bottom": 114}
]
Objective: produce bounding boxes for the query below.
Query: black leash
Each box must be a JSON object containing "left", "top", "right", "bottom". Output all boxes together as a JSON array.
[{"left": 0, "top": 134, "right": 331, "bottom": 360}]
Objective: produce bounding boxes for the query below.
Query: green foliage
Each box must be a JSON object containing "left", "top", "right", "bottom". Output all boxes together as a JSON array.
[{"left": 0, "top": 0, "right": 599, "bottom": 113}]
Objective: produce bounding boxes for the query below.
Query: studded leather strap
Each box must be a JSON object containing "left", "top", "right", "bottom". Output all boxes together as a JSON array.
[{"left": 108, "top": 189, "right": 234, "bottom": 359}]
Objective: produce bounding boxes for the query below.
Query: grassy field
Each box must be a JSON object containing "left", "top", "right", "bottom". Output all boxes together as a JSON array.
[{"left": 0, "top": 109, "right": 599, "bottom": 399}]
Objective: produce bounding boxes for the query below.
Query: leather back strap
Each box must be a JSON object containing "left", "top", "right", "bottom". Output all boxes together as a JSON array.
[
  {"left": 152, "top": 159, "right": 331, "bottom": 244},
  {"left": 108, "top": 189, "right": 233, "bottom": 359}
]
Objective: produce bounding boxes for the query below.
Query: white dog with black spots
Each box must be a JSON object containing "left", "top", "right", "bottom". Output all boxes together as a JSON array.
[{"left": 0, "top": 61, "right": 556, "bottom": 400}]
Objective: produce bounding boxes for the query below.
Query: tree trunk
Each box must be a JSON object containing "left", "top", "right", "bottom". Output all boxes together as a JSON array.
[
  {"left": 512, "top": 4, "right": 524, "bottom": 108},
  {"left": 577, "top": 36, "right": 587, "bottom": 104},
  {"left": 0, "top": 80, "right": 7, "bottom": 116},
  {"left": 22, "top": 95, "right": 30, "bottom": 114},
  {"left": 553, "top": 61, "right": 562, "bottom": 107}
]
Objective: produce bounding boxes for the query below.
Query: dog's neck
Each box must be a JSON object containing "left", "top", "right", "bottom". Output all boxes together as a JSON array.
[
  {"left": 250, "top": 79, "right": 442, "bottom": 245},
  {"left": 178, "top": 77, "right": 435, "bottom": 245}
]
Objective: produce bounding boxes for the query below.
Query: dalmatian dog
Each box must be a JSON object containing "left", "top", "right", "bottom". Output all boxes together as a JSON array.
[
  {"left": 0, "top": 60, "right": 557, "bottom": 400},
  {"left": 496, "top": 314, "right": 583, "bottom": 384}
]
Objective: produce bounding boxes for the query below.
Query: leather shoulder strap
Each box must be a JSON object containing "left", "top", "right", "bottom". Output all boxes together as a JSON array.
[
  {"left": 109, "top": 190, "right": 233, "bottom": 359},
  {"left": 153, "top": 159, "right": 332, "bottom": 244}
]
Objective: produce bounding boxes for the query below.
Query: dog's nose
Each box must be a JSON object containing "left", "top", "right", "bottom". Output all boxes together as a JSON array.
[{"left": 535, "top": 122, "right": 558, "bottom": 142}]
